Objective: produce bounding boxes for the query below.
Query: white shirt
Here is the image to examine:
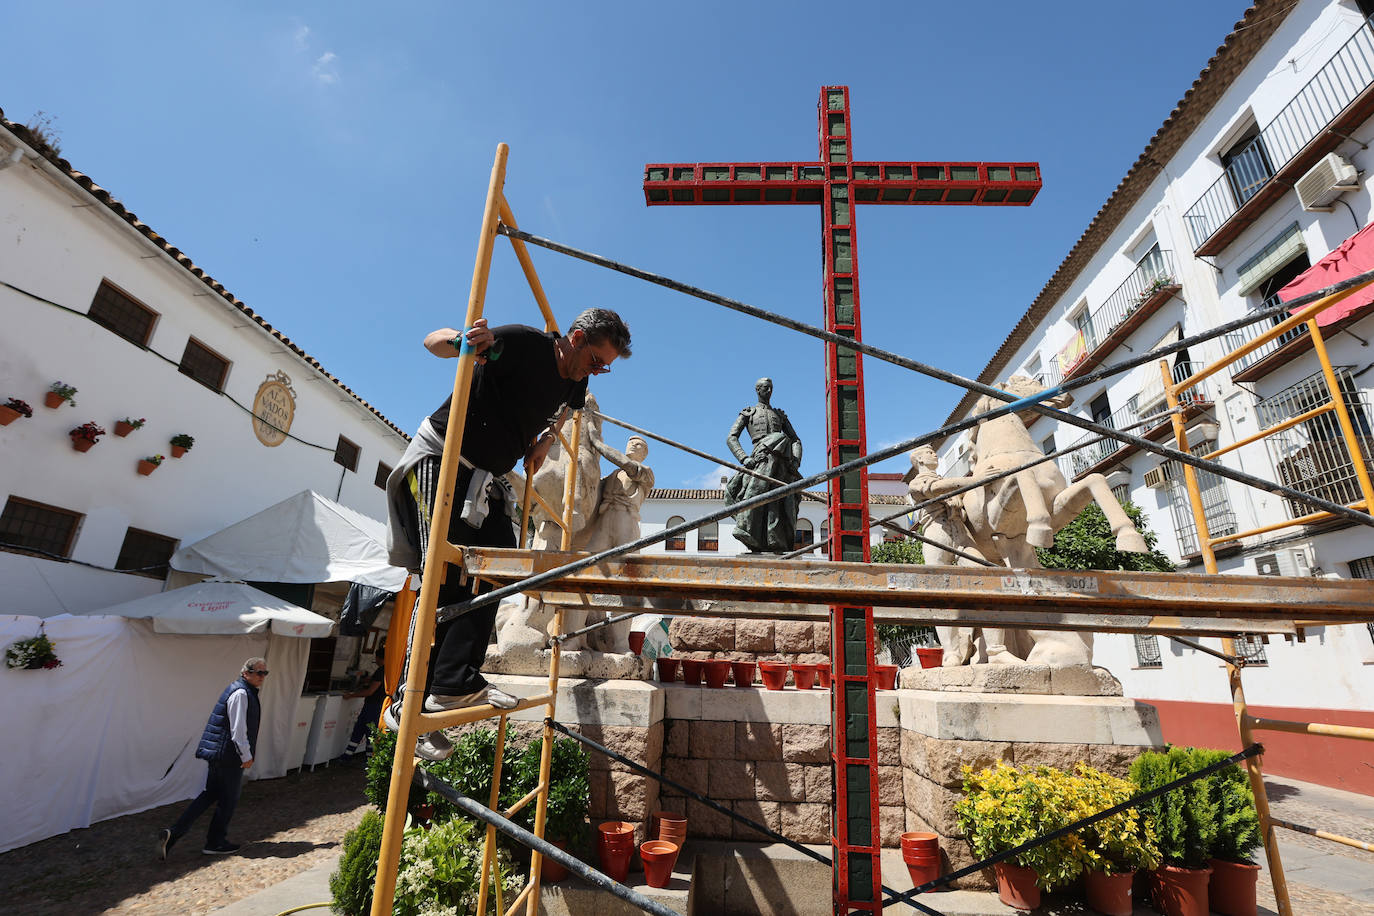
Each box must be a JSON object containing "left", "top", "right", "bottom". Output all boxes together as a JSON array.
[{"left": 225, "top": 688, "right": 252, "bottom": 762}]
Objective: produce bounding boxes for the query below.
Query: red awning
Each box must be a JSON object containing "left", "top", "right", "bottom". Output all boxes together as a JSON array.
[{"left": 1278, "top": 221, "right": 1374, "bottom": 326}]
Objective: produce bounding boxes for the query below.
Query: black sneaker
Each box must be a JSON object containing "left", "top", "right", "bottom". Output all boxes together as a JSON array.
[
  {"left": 202, "top": 841, "right": 241, "bottom": 855},
  {"left": 156, "top": 828, "right": 175, "bottom": 861}
]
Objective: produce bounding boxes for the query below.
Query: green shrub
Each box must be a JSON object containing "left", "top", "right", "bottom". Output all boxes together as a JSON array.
[
  {"left": 1193, "top": 749, "right": 1262, "bottom": 863},
  {"left": 1129, "top": 747, "right": 1221, "bottom": 868},
  {"left": 330, "top": 808, "right": 384, "bottom": 916},
  {"left": 394, "top": 817, "right": 521, "bottom": 916},
  {"left": 364, "top": 726, "right": 425, "bottom": 813},
  {"left": 501, "top": 731, "right": 591, "bottom": 851}
]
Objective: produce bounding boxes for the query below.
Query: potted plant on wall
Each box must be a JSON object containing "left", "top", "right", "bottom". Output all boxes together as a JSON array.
[
  {"left": 1130, "top": 747, "right": 1220, "bottom": 916},
  {"left": 170, "top": 433, "right": 195, "bottom": 458},
  {"left": 114, "top": 416, "right": 146, "bottom": 437},
  {"left": 5, "top": 626, "right": 62, "bottom": 670},
  {"left": 1074, "top": 763, "right": 1161, "bottom": 915},
  {"left": 956, "top": 762, "right": 1088, "bottom": 910},
  {"left": 69, "top": 421, "right": 105, "bottom": 452},
  {"left": 137, "top": 454, "right": 166, "bottom": 476},
  {"left": 0, "top": 398, "right": 33, "bottom": 426},
  {"left": 1199, "top": 750, "right": 1262, "bottom": 916},
  {"left": 45, "top": 381, "right": 77, "bottom": 409}
]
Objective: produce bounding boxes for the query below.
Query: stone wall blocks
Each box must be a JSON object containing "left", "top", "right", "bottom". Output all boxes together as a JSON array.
[
  {"left": 708, "top": 759, "right": 756, "bottom": 800},
  {"left": 779, "top": 802, "right": 830, "bottom": 845},
  {"left": 734, "top": 619, "right": 775, "bottom": 654},
  {"left": 781, "top": 723, "right": 830, "bottom": 764},
  {"left": 923, "top": 737, "right": 1012, "bottom": 788},
  {"left": 690, "top": 720, "right": 736, "bottom": 760},
  {"left": 774, "top": 621, "right": 814, "bottom": 654},
  {"left": 754, "top": 761, "right": 807, "bottom": 803},
  {"left": 736, "top": 721, "right": 783, "bottom": 760}
]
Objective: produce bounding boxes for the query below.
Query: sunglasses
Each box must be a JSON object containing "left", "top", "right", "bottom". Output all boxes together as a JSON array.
[{"left": 248, "top": 669, "right": 269, "bottom": 676}]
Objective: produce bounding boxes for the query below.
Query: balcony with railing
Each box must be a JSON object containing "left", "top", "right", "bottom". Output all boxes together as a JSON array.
[
  {"left": 1161, "top": 445, "right": 1240, "bottom": 557},
  {"left": 1220, "top": 293, "right": 1312, "bottom": 381},
  {"left": 1025, "top": 247, "right": 1181, "bottom": 429},
  {"left": 1058, "top": 361, "right": 1214, "bottom": 481},
  {"left": 1183, "top": 18, "right": 1374, "bottom": 255}
]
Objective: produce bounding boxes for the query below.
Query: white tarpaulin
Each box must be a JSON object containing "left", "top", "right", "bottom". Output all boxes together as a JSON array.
[
  {"left": 0, "top": 615, "right": 308, "bottom": 853},
  {"left": 84, "top": 579, "right": 336, "bottom": 638},
  {"left": 170, "top": 489, "right": 407, "bottom": 591}
]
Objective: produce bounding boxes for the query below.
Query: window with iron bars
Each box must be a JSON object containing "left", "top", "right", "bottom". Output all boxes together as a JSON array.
[
  {"left": 1349, "top": 555, "right": 1374, "bottom": 647},
  {"left": 1233, "top": 634, "right": 1268, "bottom": 665},
  {"left": 1161, "top": 444, "right": 1238, "bottom": 556},
  {"left": 1133, "top": 634, "right": 1163, "bottom": 668},
  {"left": 1257, "top": 369, "right": 1374, "bottom": 519}
]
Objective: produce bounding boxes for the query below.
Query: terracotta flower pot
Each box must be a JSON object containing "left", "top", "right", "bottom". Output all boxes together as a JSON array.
[
  {"left": 791, "top": 663, "right": 817, "bottom": 690},
  {"left": 411, "top": 802, "right": 435, "bottom": 826},
  {"left": 680, "top": 658, "right": 704, "bottom": 686},
  {"left": 758, "top": 661, "right": 788, "bottom": 690},
  {"left": 114, "top": 421, "right": 135, "bottom": 437},
  {"left": 703, "top": 659, "right": 731, "bottom": 688},
  {"left": 70, "top": 436, "right": 95, "bottom": 453},
  {"left": 815, "top": 662, "right": 831, "bottom": 688},
  {"left": 875, "top": 664, "right": 899, "bottom": 690},
  {"left": 1153, "top": 864, "right": 1211, "bottom": 916},
  {"left": 904, "top": 851, "right": 941, "bottom": 890},
  {"left": 44, "top": 392, "right": 66, "bottom": 409},
  {"left": 640, "top": 839, "right": 679, "bottom": 888},
  {"left": 655, "top": 657, "right": 679, "bottom": 683},
  {"left": 597, "top": 821, "right": 635, "bottom": 883},
  {"left": 1085, "top": 868, "right": 1135, "bottom": 916},
  {"left": 0, "top": 406, "right": 21, "bottom": 426},
  {"left": 627, "top": 631, "right": 645, "bottom": 655},
  {"left": 171, "top": 444, "right": 189, "bottom": 458},
  {"left": 994, "top": 861, "right": 1041, "bottom": 911},
  {"left": 541, "top": 839, "right": 570, "bottom": 883},
  {"left": 136, "top": 459, "right": 158, "bottom": 476},
  {"left": 916, "top": 647, "right": 943, "bottom": 668},
  {"left": 652, "top": 810, "right": 687, "bottom": 850},
  {"left": 1208, "top": 858, "right": 1259, "bottom": 916},
  {"left": 730, "top": 661, "right": 755, "bottom": 687}
]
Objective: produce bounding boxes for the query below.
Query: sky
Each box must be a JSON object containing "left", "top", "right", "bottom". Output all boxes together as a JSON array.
[{"left": 3, "top": 1, "right": 1254, "bottom": 489}]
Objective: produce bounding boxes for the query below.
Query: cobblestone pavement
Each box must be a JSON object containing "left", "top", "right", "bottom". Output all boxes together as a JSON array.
[
  {"left": 1, "top": 758, "right": 370, "bottom": 915},
  {"left": 1254, "top": 774, "right": 1374, "bottom": 915}
]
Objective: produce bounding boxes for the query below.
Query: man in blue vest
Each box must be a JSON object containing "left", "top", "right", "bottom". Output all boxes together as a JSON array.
[{"left": 157, "top": 657, "right": 265, "bottom": 858}]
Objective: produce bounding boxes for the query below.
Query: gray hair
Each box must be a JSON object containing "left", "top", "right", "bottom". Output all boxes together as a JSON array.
[
  {"left": 570, "top": 308, "right": 632, "bottom": 357},
  {"left": 241, "top": 657, "right": 267, "bottom": 675}
]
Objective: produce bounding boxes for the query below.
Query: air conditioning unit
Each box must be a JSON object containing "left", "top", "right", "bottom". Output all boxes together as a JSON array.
[
  {"left": 1254, "top": 547, "right": 1313, "bottom": 577},
  {"left": 1143, "top": 465, "right": 1171, "bottom": 489},
  {"left": 1296, "top": 152, "right": 1359, "bottom": 211},
  {"left": 1186, "top": 418, "right": 1221, "bottom": 445}
]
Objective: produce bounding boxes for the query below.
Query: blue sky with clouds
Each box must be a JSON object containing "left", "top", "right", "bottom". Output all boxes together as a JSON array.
[{"left": 4, "top": 1, "right": 1250, "bottom": 488}]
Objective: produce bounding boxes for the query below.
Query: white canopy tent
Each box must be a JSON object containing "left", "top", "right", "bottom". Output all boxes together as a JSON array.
[
  {"left": 0, "top": 582, "right": 332, "bottom": 853},
  {"left": 170, "top": 489, "right": 407, "bottom": 591}
]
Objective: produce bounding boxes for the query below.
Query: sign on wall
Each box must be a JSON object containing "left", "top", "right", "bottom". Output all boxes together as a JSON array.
[{"left": 252, "top": 371, "right": 297, "bottom": 447}]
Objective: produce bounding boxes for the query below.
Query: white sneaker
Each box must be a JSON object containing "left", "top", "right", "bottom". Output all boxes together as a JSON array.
[
  {"left": 426, "top": 685, "right": 519, "bottom": 711},
  {"left": 416, "top": 731, "right": 454, "bottom": 762}
]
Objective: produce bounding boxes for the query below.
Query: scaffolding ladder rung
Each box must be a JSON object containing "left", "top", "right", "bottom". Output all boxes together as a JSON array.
[
  {"left": 503, "top": 782, "right": 548, "bottom": 819},
  {"left": 418, "top": 692, "right": 554, "bottom": 731},
  {"left": 1245, "top": 715, "right": 1374, "bottom": 741}
]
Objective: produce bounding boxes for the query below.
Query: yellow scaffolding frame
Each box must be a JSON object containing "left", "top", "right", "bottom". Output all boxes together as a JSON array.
[
  {"left": 1163, "top": 276, "right": 1374, "bottom": 916},
  {"left": 370, "top": 142, "right": 587, "bottom": 916}
]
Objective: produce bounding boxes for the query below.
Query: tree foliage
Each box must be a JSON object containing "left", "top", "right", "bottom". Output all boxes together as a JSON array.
[{"left": 1035, "top": 502, "right": 1175, "bottom": 573}]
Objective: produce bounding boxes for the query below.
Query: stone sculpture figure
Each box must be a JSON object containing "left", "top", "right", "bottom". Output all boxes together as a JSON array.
[
  {"left": 922, "top": 375, "right": 1150, "bottom": 667},
  {"left": 725, "top": 377, "right": 803, "bottom": 553},
  {"left": 493, "top": 397, "right": 654, "bottom": 664}
]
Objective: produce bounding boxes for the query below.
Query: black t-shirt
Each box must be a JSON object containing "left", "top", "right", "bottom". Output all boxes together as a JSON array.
[
  {"left": 361, "top": 666, "right": 385, "bottom": 713},
  {"left": 429, "top": 325, "right": 587, "bottom": 474}
]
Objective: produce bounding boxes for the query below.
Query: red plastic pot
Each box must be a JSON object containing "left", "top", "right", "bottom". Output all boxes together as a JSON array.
[
  {"left": 791, "top": 663, "right": 817, "bottom": 690},
  {"left": 170, "top": 444, "right": 188, "bottom": 458},
  {"left": 994, "top": 862, "right": 1041, "bottom": 911},
  {"left": 815, "top": 662, "right": 831, "bottom": 688},
  {"left": 44, "top": 391, "right": 65, "bottom": 409},
  {"left": 540, "top": 839, "right": 571, "bottom": 883},
  {"left": 0, "top": 406, "right": 21, "bottom": 426},
  {"left": 680, "top": 658, "right": 704, "bottom": 685},
  {"left": 1153, "top": 864, "right": 1212, "bottom": 916},
  {"left": 640, "top": 840, "right": 679, "bottom": 888},
  {"left": 1085, "top": 868, "right": 1134, "bottom": 916},
  {"left": 730, "top": 661, "right": 755, "bottom": 687},
  {"left": 703, "top": 659, "right": 730, "bottom": 688},
  {"left": 875, "top": 664, "right": 899, "bottom": 690},
  {"left": 758, "top": 661, "right": 788, "bottom": 690},
  {"left": 597, "top": 822, "right": 635, "bottom": 883},
  {"left": 655, "top": 657, "right": 679, "bottom": 683},
  {"left": 70, "top": 436, "right": 95, "bottom": 453},
  {"left": 114, "top": 420, "right": 135, "bottom": 437},
  {"left": 904, "top": 851, "right": 941, "bottom": 890},
  {"left": 900, "top": 831, "right": 939, "bottom": 852},
  {"left": 628, "top": 631, "right": 645, "bottom": 655},
  {"left": 1208, "top": 858, "right": 1259, "bottom": 916},
  {"left": 916, "top": 647, "right": 943, "bottom": 668}
]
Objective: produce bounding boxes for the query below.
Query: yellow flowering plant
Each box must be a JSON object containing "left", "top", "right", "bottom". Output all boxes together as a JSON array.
[
  {"left": 1069, "top": 763, "right": 1161, "bottom": 875},
  {"left": 955, "top": 761, "right": 1090, "bottom": 889}
]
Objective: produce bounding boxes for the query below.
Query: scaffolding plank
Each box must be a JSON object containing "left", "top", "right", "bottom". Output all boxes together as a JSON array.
[{"left": 460, "top": 548, "right": 1374, "bottom": 626}]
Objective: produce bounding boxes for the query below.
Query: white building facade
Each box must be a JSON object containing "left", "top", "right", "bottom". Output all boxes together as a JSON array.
[
  {"left": 0, "top": 110, "right": 409, "bottom": 616},
  {"left": 935, "top": 0, "right": 1374, "bottom": 794}
]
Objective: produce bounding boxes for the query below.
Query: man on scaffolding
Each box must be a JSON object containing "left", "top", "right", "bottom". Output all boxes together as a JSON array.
[{"left": 384, "top": 307, "right": 632, "bottom": 761}]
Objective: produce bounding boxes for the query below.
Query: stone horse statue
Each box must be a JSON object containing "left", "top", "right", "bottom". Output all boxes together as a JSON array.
[{"left": 945, "top": 375, "right": 1149, "bottom": 666}]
